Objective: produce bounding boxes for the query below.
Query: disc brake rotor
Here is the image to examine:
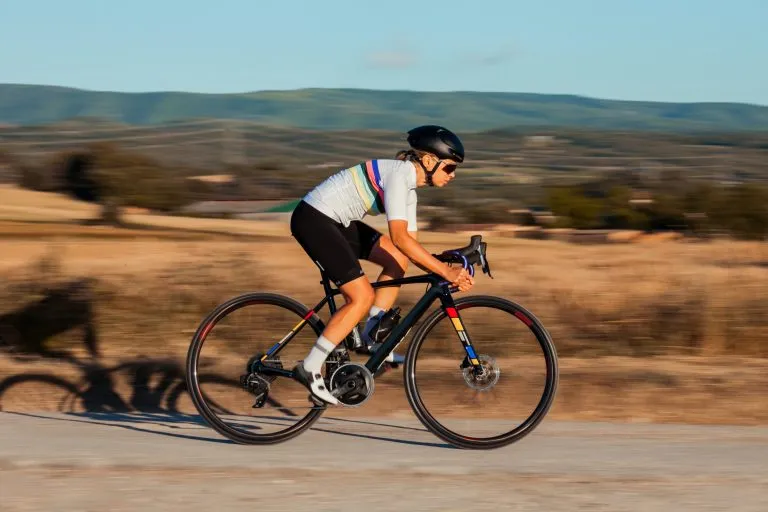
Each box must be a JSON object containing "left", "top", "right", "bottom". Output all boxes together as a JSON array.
[{"left": 462, "top": 354, "right": 500, "bottom": 391}]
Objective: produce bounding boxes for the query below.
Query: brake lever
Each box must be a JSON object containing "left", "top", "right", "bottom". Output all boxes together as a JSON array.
[{"left": 479, "top": 242, "right": 493, "bottom": 278}]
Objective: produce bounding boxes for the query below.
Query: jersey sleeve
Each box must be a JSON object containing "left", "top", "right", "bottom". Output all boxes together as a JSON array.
[{"left": 383, "top": 170, "right": 411, "bottom": 223}]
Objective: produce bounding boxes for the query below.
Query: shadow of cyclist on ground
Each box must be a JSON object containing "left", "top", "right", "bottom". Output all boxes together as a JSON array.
[{"left": 0, "top": 277, "right": 100, "bottom": 361}]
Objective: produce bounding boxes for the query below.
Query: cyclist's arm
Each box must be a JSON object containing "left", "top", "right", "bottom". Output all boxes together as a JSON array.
[
  {"left": 384, "top": 167, "right": 449, "bottom": 275},
  {"left": 388, "top": 219, "right": 451, "bottom": 278}
]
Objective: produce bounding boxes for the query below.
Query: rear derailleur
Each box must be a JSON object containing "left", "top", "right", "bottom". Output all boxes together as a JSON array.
[{"left": 240, "top": 353, "right": 282, "bottom": 408}]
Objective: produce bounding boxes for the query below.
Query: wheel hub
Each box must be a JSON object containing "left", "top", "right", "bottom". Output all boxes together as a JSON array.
[
  {"left": 246, "top": 353, "right": 282, "bottom": 382},
  {"left": 462, "top": 354, "right": 500, "bottom": 391}
]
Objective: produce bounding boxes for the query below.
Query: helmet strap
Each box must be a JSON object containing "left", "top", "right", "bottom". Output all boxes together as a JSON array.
[
  {"left": 412, "top": 155, "right": 441, "bottom": 187},
  {"left": 425, "top": 161, "right": 441, "bottom": 187}
]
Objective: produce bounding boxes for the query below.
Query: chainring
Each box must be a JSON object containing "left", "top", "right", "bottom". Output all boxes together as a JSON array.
[{"left": 330, "top": 362, "right": 375, "bottom": 407}]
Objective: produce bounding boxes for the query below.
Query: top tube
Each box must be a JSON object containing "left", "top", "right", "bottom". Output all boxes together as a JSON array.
[{"left": 321, "top": 272, "right": 445, "bottom": 297}]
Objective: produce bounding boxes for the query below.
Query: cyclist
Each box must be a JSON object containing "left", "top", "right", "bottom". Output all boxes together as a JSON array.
[{"left": 291, "top": 125, "right": 474, "bottom": 405}]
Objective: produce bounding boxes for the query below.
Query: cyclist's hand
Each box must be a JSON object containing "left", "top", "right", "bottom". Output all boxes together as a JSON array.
[{"left": 445, "top": 266, "right": 474, "bottom": 292}]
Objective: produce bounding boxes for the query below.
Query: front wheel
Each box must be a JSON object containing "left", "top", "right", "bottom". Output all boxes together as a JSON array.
[{"left": 404, "top": 295, "right": 558, "bottom": 449}]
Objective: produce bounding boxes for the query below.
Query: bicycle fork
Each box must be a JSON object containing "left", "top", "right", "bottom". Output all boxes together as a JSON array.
[
  {"left": 445, "top": 306, "right": 483, "bottom": 367},
  {"left": 439, "top": 293, "right": 483, "bottom": 371}
]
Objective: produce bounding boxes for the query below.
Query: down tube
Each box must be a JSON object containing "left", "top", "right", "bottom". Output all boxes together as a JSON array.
[{"left": 364, "top": 284, "right": 445, "bottom": 372}]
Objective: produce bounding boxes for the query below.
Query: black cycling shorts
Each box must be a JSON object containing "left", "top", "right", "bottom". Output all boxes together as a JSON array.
[{"left": 290, "top": 200, "right": 382, "bottom": 287}]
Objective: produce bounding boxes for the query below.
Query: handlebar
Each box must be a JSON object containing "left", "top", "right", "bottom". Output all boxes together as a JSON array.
[{"left": 432, "top": 234, "right": 493, "bottom": 280}]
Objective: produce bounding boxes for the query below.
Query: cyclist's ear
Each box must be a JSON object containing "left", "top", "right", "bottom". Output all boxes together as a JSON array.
[{"left": 421, "top": 152, "right": 437, "bottom": 167}]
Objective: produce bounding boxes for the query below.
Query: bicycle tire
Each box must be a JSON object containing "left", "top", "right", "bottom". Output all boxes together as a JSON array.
[
  {"left": 403, "top": 295, "right": 559, "bottom": 449},
  {"left": 186, "top": 292, "right": 326, "bottom": 444}
]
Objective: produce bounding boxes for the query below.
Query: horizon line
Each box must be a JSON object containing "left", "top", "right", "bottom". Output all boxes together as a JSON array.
[{"left": 2, "top": 82, "right": 767, "bottom": 108}]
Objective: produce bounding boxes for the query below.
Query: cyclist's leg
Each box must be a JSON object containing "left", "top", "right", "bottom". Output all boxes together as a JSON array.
[
  {"left": 366, "top": 233, "right": 409, "bottom": 310},
  {"left": 290, "top": 201, "right": 375, "bottom": 404},
  {"left": 347, "top": 222, "right": 409, "bottom": 362},
  {"left": 320, "top": 275, "right": 375, "bottom": 343},
  {"left": 342, "top": 221, "right": 407, "bottom": 311},
  {"left": 296, "top": 275, "right": 374, "bottom": 404}
]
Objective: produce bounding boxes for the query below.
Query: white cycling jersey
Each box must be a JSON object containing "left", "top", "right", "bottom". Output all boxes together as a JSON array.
[{"left": 303, "top": 159, "right": 418, "bottom": 231}]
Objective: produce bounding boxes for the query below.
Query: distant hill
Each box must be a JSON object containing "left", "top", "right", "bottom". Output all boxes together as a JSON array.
[{"left": 1, "top": 83, "right": 768, "bottom": 132}]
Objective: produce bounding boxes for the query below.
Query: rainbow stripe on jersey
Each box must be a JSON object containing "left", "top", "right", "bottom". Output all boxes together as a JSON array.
[{"left": 347, "top": 159, "right": 386, "bottom": 215}]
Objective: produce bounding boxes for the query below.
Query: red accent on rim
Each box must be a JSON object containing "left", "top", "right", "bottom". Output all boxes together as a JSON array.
[
  {"left": 200, "top": 322, "right": 214, "bottom": 339},
  {"left": 514, "top": 311, "right": 533, "bottom": 326},
  {"left": 445, "top": 307, "right": 458, "bottom": 318},
  {"left": 303, "top": 310, "right": 314, "bottom": 320}
]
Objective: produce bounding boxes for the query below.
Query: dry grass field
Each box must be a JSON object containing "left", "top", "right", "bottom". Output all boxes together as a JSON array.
[{"left": 0, "top": 186, "right": 766, "bottom": 425}]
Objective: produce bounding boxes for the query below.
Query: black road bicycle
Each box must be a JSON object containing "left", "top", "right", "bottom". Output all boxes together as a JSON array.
[{"left": 185, "top": 235, "right": 558, "bottom": 449}]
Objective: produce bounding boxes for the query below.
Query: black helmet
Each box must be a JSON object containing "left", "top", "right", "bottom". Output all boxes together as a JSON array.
[{"left": 407, "top": 125, "right": 465, "bottom": 163}]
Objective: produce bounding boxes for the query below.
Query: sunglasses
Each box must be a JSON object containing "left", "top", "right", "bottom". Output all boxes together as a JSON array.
[{"left": 441, "top": 162, "right": 457, "bottom": 175}]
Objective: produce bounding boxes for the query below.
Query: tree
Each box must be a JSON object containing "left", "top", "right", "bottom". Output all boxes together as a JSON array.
[
  {"left": 714, "top": 184, "right": 768, "bottom": 240},
  {"left": 547, "top": 186, "right": 602, "bottom": 229}
]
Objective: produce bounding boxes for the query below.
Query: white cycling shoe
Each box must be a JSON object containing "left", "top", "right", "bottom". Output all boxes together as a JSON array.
[{"left": 293, "top": 364, "right": 338, "bottom": 405}]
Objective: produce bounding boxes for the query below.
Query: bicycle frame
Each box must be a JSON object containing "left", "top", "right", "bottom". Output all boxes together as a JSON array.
[{"left": 254, "top": 271, "right": 482, "bottom": 378}]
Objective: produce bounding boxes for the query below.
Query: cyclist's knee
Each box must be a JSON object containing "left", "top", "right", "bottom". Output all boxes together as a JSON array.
[
  {"left": 342, "top": 277, "right": 375, "bottom": 311},
  {"left": 358, "top": 284, "right": 375, "bottom": 310}
]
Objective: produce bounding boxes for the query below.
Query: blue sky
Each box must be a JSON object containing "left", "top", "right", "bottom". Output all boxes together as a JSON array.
[{"left": 1, "top": 0, "right": 766, "bottom": 105}]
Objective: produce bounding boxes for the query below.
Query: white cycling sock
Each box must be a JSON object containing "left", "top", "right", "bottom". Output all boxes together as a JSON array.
[{"left": 302, "top": 335, "right": 336, "bottom": 374}]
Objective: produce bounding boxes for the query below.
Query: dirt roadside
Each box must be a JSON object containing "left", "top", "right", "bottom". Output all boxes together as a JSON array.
[{"left": 1, "top": 353, "right": 766, "bottom": 426}]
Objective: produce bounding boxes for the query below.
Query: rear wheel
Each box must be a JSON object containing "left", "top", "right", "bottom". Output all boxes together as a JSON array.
[
  {"left": 186, "top": 292, "right": 327, "bottom": 444},
  {"left": 404, "top": 295, "right": 558, "bottom": 449}
]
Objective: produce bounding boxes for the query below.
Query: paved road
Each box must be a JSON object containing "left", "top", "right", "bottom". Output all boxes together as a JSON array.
[{"left": 1, "top": 412, "right": 767, "bottom": 511}]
